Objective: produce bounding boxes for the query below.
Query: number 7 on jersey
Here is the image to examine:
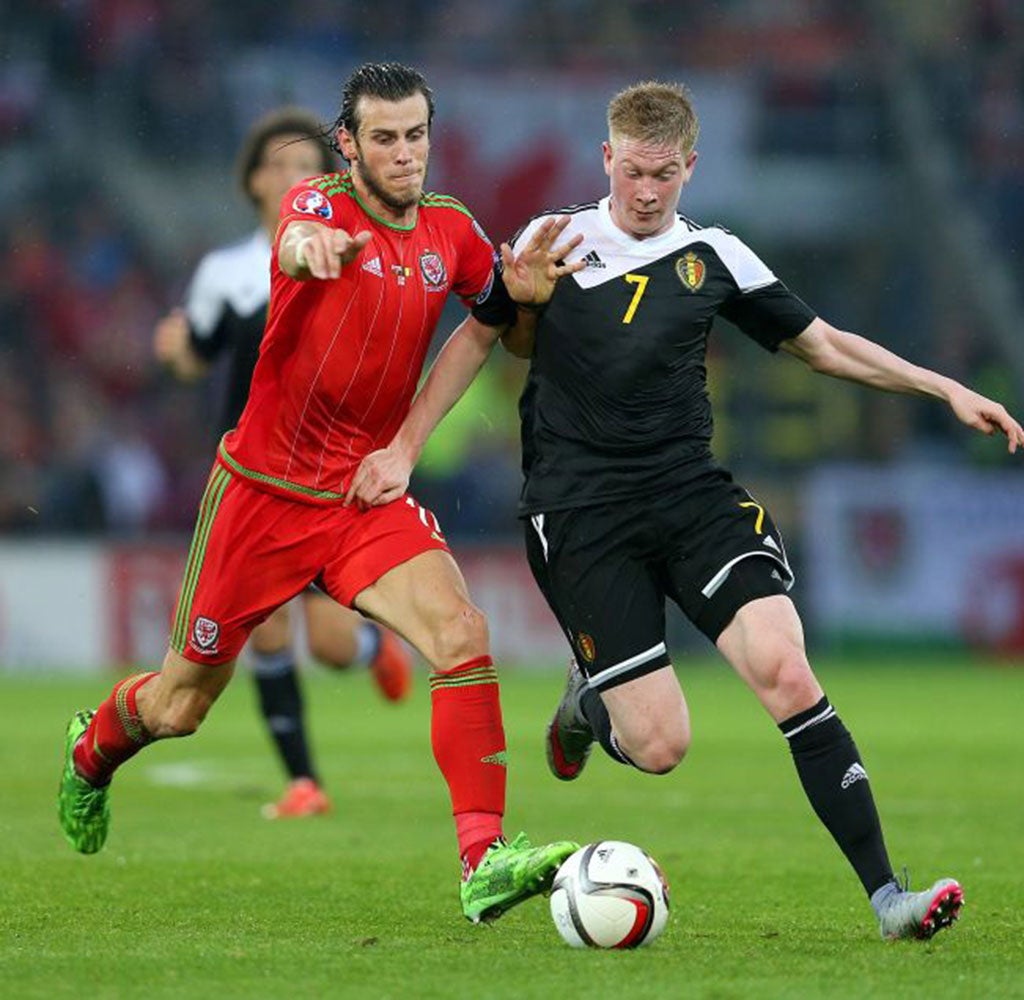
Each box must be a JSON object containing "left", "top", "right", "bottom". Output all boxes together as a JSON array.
[{"left": 622, "top": 273, "right": 649, "bottom": 325}]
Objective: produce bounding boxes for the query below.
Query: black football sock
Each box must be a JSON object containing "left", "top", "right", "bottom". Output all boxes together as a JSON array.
[
  {"left": 251, "top": 649, "right": 317, "bottom": 783},
  {"left": 780, "top": 696, "right": 894, "bottom": 896},
  {"left": 579, "top": 685, "right": 635, "bottom": 767}
]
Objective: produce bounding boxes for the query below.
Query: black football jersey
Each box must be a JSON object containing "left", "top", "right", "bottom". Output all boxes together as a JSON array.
[
  {"left": 184, "top": 228, "right": 271, "bottom": 434},
  {"left": 474, "top": 198, "right": 816, "bottom": 514}
]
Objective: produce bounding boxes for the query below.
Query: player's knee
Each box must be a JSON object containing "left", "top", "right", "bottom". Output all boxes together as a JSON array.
[
  {"left": 627, "top": 727, "right": 690, "bottom": 775},
  {"left": 430, "top": 600, "right": 490, "bottom": 668},
  {"left": 757, "top": 647, "right": 820, "bottom": 716}
]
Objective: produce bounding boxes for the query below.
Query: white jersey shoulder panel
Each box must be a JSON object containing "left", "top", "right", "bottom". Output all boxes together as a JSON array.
[
  {"left": 517, "top": 199, "right": 777, "bottom": 293},
  {"left": 185, "top": 229, "right": 271, "bottom": 339}
]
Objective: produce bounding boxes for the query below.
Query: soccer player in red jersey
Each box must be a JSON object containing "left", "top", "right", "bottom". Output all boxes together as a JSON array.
[
  {"left": 58, "top": 63, "right": 581, "bottom": 923},
  {"left": 153, "top": 106, "right": 413, "bottom": 822}
]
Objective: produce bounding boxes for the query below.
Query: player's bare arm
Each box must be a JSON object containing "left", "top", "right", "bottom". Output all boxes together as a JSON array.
[
  {"left": 783, "top": 317, "right": 1024, "bottom": 452},
  {"left": 153, "top": 308, "right": 209, "bottom": 381},
  {"left": 345, "top": 315, "right": 504, "bottom": 508},
  {"left": 498, "top": 216, "right": 585, "bottom": 358},
  {"left": 278, "top": 219, "right": 372, "bottom": 280}
]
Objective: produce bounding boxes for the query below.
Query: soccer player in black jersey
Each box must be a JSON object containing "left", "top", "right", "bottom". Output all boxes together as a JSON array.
[
  {"left": 153, "top": 107, "right": 413, "bottom": 819},
  {"left": 348, "top": 81, "right": 1023, "bottom": 939}
]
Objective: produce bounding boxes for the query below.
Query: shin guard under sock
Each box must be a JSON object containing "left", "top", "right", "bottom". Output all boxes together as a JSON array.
[
  {"left": 429, "top": 656, "right": 506, "bottom": 862},
  {"left": 73, "top": 672, "right": 158, "bottom": 785},
  {"left": 780, "top": 696, "right": 894, "bottom": 896}
]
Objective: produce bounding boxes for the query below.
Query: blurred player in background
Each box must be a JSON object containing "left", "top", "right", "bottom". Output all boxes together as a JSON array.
[
  {"left": 349, "top": 80, "right": 1023, "bottom": 940},
  {"left": 153, "top": 107, "right": 413, "bottom": 820},
  {"left": 60, "top": 63, "right": 579, "bottom": 924}
]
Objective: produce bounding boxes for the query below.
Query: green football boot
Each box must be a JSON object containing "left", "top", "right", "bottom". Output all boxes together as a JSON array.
[
  {"left": 58, "top": 710, "right": 110, "bottom": 854},
  {"left": 461, "top": 832, "right": 579, "bottom": 923}
]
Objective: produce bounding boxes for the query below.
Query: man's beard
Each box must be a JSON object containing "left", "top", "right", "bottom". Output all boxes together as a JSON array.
[{"left": 354, "top": 158, "right": 423, "bottom": 211}]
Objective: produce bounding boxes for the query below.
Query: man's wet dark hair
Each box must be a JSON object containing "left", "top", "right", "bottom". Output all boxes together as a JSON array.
[
  {"left": 326, "top": 62, "right": 435, "bottom": 157},
  {"left": 236, "top": 107, "right": 335, "bottom": 205}
]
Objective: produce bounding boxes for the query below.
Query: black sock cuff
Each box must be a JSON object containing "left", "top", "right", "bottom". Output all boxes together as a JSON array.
[
  {"left": 779, "top": 696, "right": 833, "bottom": 738},
  {"left": 779, "top": 696, "right": 851, "bottom": 753}
]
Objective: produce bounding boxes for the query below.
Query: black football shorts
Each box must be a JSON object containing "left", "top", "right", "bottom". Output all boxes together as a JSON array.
[{"left": 524, "top": 469, "right": 793, "bottom": 692}]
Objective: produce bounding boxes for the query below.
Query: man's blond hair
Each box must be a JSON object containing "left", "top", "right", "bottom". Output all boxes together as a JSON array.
[{"left": 607, "top": 81, "right": 699, "bottom": 153}]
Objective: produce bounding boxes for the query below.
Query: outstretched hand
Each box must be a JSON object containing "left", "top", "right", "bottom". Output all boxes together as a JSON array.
[
  {"left": 501, "top": 215, "right": 586, "bottom": 308},
  {"left": 344, "top": 444, "right": 412, "bottom": 509},
  {"left": 948, "top": 385, "right": 1024, "bottom": 453},
  {"left": 298, "top": 228, "right": 372, "bottom": 280},
  {"left": 152, "top": 308, "right": 189, "bottom": 364}
]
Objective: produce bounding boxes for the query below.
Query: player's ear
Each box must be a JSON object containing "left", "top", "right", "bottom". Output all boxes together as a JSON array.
[
  {"left": 337, "top": 126, "right": 358, "bottom": 162},
  {"left": 682, "top": 149, "right": 698, "bottom": 183},
  {"left": 602, "top": 140, "right": 613, "bottom": 178}
]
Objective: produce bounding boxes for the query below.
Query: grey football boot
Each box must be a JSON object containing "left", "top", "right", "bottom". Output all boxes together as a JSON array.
[
  {"left": 875, "top": 876, "right": 963, "bottom": 940},
  {"left": 545, "top": 659, "right": 594, "bottom": 781}
]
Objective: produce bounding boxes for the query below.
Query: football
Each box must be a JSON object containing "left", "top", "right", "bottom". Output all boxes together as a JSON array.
[{"left": 549, "top": 840, "right": 670, "bottom": 948}]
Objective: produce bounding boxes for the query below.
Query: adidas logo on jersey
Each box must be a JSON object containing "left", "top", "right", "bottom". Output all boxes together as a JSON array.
[
  {"left": 361, "top": 256, "right": 383, "bottom": 277},
  {"left": 582, "top": 250, "right": 605, "bottom": 269},
  {"left": 841, "top": 762, "right": 868, "bottom": 789}
]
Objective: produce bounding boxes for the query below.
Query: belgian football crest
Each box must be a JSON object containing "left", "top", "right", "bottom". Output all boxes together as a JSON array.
[
  {"left": 577, "top": 632, "right": 596, "bottom": 663},
  {"left": 675, "top": 251, "right": 705, "bottom": 292}
]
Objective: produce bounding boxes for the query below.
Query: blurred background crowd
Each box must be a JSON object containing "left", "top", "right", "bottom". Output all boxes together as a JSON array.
[{"left": 2, "top": 0, "right": 1022, "bottom": 545}]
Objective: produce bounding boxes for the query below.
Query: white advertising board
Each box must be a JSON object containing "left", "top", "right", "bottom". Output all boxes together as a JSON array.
[
  {"left": 804, "top": 465, "right": 1024, "bottom": 651},
  {"left": 0, "top": 542, "right": 106, "bottom": 672},
  {"left": 0, "top": 539, "right": 568, "bottom": 673}
]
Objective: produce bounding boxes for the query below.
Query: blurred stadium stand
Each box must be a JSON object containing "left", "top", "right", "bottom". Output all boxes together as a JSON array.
[{"left": 1, "top": 0, "right": 1022, "bottom": 660}]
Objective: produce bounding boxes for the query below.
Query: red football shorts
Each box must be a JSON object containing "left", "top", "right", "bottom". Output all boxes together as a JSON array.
[{"left": 170, "top": 464, "right": 449, "bottom": 665}]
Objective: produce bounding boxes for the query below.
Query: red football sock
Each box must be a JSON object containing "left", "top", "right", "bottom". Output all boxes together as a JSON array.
[
  {"left": 456, "top": 811, "right": 504, "bottom": 875},
  {"left": 429, "top": 656, "right": 506, "bottom": 867},
  {"left": 74, "top": 672, "right": 158, "bottom": 785}
]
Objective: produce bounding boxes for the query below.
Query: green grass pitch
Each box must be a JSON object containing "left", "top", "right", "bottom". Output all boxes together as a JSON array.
[{"left": 2, "top": 654, "right": 1023, "bottom": 999}]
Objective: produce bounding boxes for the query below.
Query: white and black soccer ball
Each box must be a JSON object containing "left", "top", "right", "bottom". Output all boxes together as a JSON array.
[{"left": 549, "top": 841, "right": 670, "bottom": 948}]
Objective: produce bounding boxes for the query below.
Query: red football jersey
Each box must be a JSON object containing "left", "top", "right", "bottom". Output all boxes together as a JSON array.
[{"left": 218, "top": 170, "right": 496, "bottom": 502}]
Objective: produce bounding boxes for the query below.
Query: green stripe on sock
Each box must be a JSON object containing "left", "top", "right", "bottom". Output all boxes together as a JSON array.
[{"left": 429, "top": 667, "right": 499, "bottom": 691}]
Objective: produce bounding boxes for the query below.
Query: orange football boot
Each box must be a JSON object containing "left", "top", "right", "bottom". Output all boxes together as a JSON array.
[
  {"left": 261, "top": 778, "right": 331, "bottom": 819},
  {"left": 370, "top": 630, "right": 413, "bottom": 702}
]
